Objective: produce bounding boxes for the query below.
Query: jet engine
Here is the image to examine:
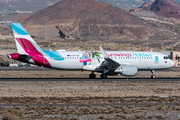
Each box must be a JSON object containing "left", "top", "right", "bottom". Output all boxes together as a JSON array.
[{"left": 114, "top": 66, "right": 138, "bottom": 76}]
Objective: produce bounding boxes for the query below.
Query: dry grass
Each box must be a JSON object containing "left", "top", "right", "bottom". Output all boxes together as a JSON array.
[{"left": 2, "top": 108, "right": 23, "bottom": 120}]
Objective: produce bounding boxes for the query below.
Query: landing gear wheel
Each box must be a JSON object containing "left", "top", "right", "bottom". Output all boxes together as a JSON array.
[
  {"left": 100, "top": 74, "right": 107, "bottom": 79},
  {"left": 89, "top": 73, "right": 96, "bottom": 79},
  {"left": 151, "top": 70, "right": 156, "bottom": 79},
  {"left": 151, "top": 75, "right": 156, "bottom": 79}
]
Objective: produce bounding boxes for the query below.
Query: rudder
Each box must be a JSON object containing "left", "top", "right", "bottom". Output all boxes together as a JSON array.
[{"left": 11, "top": 23, "right": 42, "bottom": 54}]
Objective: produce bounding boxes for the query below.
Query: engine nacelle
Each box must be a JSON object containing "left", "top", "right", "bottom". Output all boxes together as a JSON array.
[{"left": 115, "top": 66, "right": 138, "bottom": 76}]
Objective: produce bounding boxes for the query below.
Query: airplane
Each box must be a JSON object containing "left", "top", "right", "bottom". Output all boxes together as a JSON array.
[{"left": 7, "top": 23, "right": 175, "bottom": 79}]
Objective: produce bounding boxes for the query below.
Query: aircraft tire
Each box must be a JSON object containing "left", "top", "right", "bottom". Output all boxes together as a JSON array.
[
  {"left": 89, "top": 73, "right": 96, "bottom": 79},
  {"left": 100, "top": 74, "right": 107, "bottom": 79},
  {"left": 151, "top": 75, "right": 156, "bottom": 79}
]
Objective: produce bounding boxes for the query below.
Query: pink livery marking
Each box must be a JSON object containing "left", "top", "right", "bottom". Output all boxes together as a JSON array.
[
  {"left": 108, "top": 53, "right": 132, "bottom": 58},
  {"left": 79, "top": 52, "right": 91, "bottom": 62},
  {"left": 9, "top": 53, "right": 20, "bottom": 60},
  {"left": 16, "top": 38, "right": 51, "bottom": 67},
  {"left": 79, "top": 58, "right": 91, "bottom": 62}
]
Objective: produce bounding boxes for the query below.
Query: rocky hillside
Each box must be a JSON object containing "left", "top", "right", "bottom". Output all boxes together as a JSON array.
[
  {"left": 151, "top": 0, "right": 180, "bottom": 18},
  {"left": 19, "top": 0, "right": 168, "bottom": 40},
  {"left": 0, "top": 0, "right": 61, "bottom": 12},
  {"left": 131, "top": 0, "right": 180, "bottom": 19}
]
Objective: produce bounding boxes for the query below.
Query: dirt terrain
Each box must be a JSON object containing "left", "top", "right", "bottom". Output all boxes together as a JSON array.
[
  {"left": 0, "top": 68, "right": 179, "bottom": 119},
  {"left": 0, "top": 81, "right": 180, "bottom": 119}
]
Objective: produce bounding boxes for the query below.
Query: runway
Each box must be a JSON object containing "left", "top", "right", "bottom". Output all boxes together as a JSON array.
[
  {"left": 0, "top": 66, "right": 53, "bottom": 71},
  {"left": 0, "top": 78, "right": 180, "bottom": 81},
  {"left": 0, "top": 67, "right": 179, "bottom": 71},
  {"left": 0, "top": 103, "right": 179, "bottom": 107}
]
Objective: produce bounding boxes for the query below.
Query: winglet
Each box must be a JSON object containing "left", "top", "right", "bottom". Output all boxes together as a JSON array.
[{"left": 100, "top": 47, "right": 109, "bottom": 59}]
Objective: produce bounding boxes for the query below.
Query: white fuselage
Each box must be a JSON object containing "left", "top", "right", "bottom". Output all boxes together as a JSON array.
[{"left": 42, "top": 51, "right": 174, "bottom": 71}]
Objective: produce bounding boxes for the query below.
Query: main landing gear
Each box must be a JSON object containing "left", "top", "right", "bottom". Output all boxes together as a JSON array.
[
  {"left": 151, "top": 70, "right": 156, "bottom": 79},
  {"left": 100, "top": 74, "right": 107, "bottom": 79},
  {"left": 89, "top": 72, "right": 96, "bottom": 79},
  {"left": 89, "top": 73, "right": 108, "bottom": 79}
]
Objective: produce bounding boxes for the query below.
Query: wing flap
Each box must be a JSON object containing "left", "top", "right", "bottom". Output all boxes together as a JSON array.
[{"left": 99, "top": 47, "right": 120, "bottom": 70}]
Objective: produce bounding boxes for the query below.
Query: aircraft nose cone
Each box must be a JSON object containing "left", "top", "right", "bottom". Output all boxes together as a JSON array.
[
  {"left": 173, "top": 61, "right": 176, "bottom": 67},
  {"left": 170, "top": 60, "right": 175, "bottom": 67}
]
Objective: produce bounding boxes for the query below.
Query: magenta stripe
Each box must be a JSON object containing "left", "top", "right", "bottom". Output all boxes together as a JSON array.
[{"left": 16, "top": 38, "right": 51, "bottom": 67}]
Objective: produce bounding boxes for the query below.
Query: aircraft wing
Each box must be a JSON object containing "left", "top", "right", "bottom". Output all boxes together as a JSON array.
[
  {"left": 99, "top": 47, "right": 120, "bottom": 71},
  {"left": 83, "top": 47, "right": 130, "bottom": 73}
]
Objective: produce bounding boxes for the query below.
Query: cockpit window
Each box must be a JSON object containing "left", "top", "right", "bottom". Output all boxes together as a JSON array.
[{"left": 164, "top": 56, "right": 169, "bottom": 59}]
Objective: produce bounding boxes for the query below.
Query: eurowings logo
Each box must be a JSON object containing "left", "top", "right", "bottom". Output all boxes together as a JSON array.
[
  {"left": 133, "top": 53, "right": 152, "bottom": 57},
  {"left": 108, "top": 53, "right": 132, "bottom": 58},
  {"left": 107, "top": 53, "right": 152, "bottom": 58}
]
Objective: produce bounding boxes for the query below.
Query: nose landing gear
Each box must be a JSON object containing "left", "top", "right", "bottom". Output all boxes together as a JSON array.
[{"left": 151, "top": 70, "right": 156, "bottom": 78}]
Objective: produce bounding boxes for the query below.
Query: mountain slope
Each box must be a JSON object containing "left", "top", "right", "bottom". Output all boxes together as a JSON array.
[
  {"left": 131, "top": 0, "right": 180, "bottom": 19},
  {"left": 19, "top": 0, "right": 170, "bottom": 40},
  {"left": 0, "top": 0, "right": 61, "bottom": 12}
]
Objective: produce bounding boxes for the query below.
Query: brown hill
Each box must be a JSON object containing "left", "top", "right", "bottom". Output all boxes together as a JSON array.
[
  {"left": 19, "top": 0, "right": 165, "bottom": 40},
  {"left": 151, "top": 0, "right": 180, "bottom": 18},
  {"left": 131, "top": 0, "right": 180, "bottom": 18},
  {"left": 130, "top": 1, "right": 154, "bottom": 12}
]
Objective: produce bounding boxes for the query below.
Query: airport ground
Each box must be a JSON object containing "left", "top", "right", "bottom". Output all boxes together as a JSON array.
[
  {"left": 0, "top": 68, "right": 179, "bottom": 119},
  {"left": 0, "top": 67, "right": 179, "bottom": 78},
  {"left": 0, "top": 81, "right": 180, "bottom": 119}
]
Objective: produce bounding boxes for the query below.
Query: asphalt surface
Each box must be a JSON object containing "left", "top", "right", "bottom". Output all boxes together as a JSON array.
[
  {"left": 0, "top": 67, "right": 180, "bottom": 81},
  {"left": 0, "top": 78, "right": 180, "bottom": 81},
  {"left": 0, "top": 66, "right": 53, "bottom": 71},
  {"left": 0, "top": 67, "right": 179, "bottom": 71},
  {"left": 0, "top": 103, "right": 179, "bottom": 107}
]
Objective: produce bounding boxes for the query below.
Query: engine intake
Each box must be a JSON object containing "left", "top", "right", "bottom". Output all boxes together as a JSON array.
[{"left": 115, "top": 66, "right": 138, "bottom": 76}]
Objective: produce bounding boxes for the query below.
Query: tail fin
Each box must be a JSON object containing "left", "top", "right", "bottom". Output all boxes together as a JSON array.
[{"left": 11, "top": 23, "right": 42, "bottom": 54}]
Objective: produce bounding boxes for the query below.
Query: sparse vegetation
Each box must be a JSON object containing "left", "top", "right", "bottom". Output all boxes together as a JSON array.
[
  {"left": 157, "top": 103, "right": 166, "bottom": 110},
  {"left": 50, "top": 44, "right": 56, "bottom": 48},
  {"left": 2, "top": 108, "right": 23, "bottom": 120}
]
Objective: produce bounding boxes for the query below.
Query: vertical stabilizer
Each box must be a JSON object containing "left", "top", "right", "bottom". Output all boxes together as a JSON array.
[{"left": 11, "top": 23, "right": 42, "bottom": 54}]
